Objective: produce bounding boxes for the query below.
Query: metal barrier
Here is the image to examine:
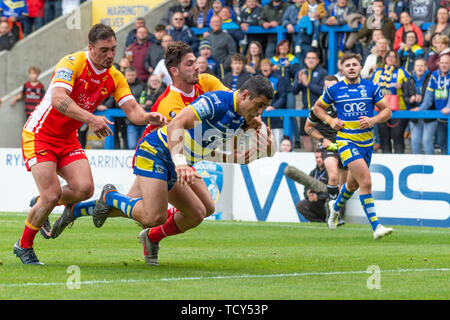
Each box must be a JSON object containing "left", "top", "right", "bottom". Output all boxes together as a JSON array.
[{"left": 94, "top": 108, "right": 450, "bottom": 155}]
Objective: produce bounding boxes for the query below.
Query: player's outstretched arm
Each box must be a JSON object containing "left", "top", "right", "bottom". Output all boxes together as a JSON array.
[
  {"left": 120, "top": 99, "right": 167, "bottom": 127},
  {"left": 51, "top": 87, "right": 113, "bottom": 138}
]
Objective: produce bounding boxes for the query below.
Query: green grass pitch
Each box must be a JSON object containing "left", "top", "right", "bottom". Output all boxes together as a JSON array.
[{"left": 0, "top": 212, "right": 449, "bottom": 300}]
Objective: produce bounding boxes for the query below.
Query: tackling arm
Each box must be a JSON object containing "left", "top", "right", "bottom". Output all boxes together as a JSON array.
[{"left": 120, "top": 98, "right": 167, "bottom": 127}]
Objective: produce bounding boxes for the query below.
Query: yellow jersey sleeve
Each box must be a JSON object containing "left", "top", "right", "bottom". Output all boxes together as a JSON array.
[
  {"left": 198, "top": 73, "right": 230, "bottom": 92},
  {"left": 110, "top": 67, "right": 133, "bottom": 105},
  {"left": 51, "top": 51, "right": 86, "bottom": 91}
]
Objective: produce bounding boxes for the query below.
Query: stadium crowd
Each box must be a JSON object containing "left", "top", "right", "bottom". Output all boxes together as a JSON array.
[{"left": 6, "top": 0, "right": 450, "bottom": 155}]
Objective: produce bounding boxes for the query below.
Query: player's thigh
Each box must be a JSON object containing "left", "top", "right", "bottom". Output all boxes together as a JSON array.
[
  {"left": 346, "top": 158, "right": 371, "bottom": 191},
  {"left": 168, "top": 183, "right": 206, "bottom": 220},
  {"left": 30, "top": 161, "right": 61, "bottom": 203},
  {"left": 136, "top": 175, "right": 170, "bottom": 223},
  {"left": 57, "top": 158, "right": 94, "bottom": 197},
  {"left": 188, "top": 176, "right": 215, "bottom": 216}
]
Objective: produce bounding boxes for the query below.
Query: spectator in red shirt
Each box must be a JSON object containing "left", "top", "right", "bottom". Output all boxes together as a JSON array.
[
  {"left": 23, "top": 0, "right": 45, "bottom": 36},
  {"left": 124, "top": 26, "right": 152, "bottom": 83},
  {"left": 393, "top": 11, "right": 424, "bottom": 52}
]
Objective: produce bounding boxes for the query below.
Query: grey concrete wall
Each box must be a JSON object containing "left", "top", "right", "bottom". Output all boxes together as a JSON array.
[{"left": 0, "top": 0, "right": 175, "bottom": 147}]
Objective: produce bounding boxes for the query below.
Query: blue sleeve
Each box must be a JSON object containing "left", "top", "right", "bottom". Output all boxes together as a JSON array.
[
  {"left": 373, "top": 84, "right": 385, "bottom": 104},
  {"left": 189, "top": 92, "right": 229, "bottom": 121},
  {"left": 320, "top": 86, "right": 334, "bottom": 106},
  {"left": 418, "top": 90, "right": 434, "bottom": 111}
]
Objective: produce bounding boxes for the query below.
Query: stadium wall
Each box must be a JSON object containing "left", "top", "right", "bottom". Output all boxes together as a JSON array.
[
  {"left": 0, "top": 0, "right": 175, "bottom": 148},
  {"left": 1, "top": 148, "right": 448, "bottom": 228}
]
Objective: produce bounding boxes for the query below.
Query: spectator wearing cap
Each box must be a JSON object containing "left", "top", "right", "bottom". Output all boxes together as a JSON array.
[
  {"left": 198, "top": 39, "right": 225, "bottom": 79},
  {"left": 205, "top": 15, "right": 236, "bottom": 71}
]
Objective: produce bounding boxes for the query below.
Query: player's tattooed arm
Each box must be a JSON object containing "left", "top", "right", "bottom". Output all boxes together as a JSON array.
[{"left": 56, "top": 96, "right": 74, "bottom": 114}]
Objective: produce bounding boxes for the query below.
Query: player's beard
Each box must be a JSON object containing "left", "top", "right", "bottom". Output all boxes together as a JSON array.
[{"left": 180, "top": 70, "right": 199, "bottom": 85}]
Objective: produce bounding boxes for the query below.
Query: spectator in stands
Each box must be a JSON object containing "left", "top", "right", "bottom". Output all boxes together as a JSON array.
[
  {"left": 259, "top": 0, "right": 290, "bottom": 58},
  {"left": 206, "top": 0, "right": 225, "bottom": 28},
  {"left": 144, "top": 74, "right": 167, "bottom": 111},
  {"left": 0, "top": 19, "right": 16, "bottom": 50},
  {"left": 44, "top": 0, "right": 62, "bottom": 24},
  {"left": 144, "top": 37, "right": 165, "bottom": 79},
  {"left": 425, "top": 6, "right": 450, "bottom": 43},
  {"left": 356, "top": 0, "right": 396, "bottom": 49},
  {"left": 237, "top": 0, "right": 263, "bottom": 53},
  {"left": 206, "top": 14, "right": 236, "bottom": 70},
  {"left": 280, "top": 135, "right": 293, "bottom": 152},
  {"left": 409, "top": 0, "right": 439, "bottom": 28},
  {"left": 292, "top": 50, "right": 328, "bottom": 152},
  {"left": 385, "top": 0, "right": 409, "bottom": 22},
  {"left": 427, "top": 34, "right": 450, "bottom": 72},
  {"left": 153, "top": 34, "right": 174, "bottom": 86},
  {"left": 296, "top": 150, "right": 329, "bottom": 223},
  {"left": 259, "top": 58, "right": 290, "bottom": 149},
  {"left": 403, "top": 58, "right": 434, "bottom": 154},
  {"left": 357, "top": 0, "right": 374, "bottom": 16},
  {"left": 393, "top": 11, "right": 424, "bottom": 52},
  {"left": 416, "top": 53, "right": 450, "bottom": 155},
  {"left": 271, "top": 39, "right": 301, "bottom": 146},
  {"left": 124, "top": 26, "right": 152, "bottom": 83},
  {"left": 23, "top": 0, "right": 44, "bottom": 36},
  {"left": 334, "top": 56, "right": 345, "bottom": 81},
  {"left": 282, "top": 0, "right": 305, "bottom": 61},
  {"left": 197, "top": 55, "right": 216, "bottom": 75},
  {"left": 1, "top": 0, "right": 28, "bottom": 40},
  {"left": 115, "top": 57, "right": 131, "bottom": 74},
  {"left": 244, "top": 40, "right": 264, "bottom": 75},
  {"left": 153, "top": 24, "right": 167, "bottom": 46},
  {"left": 322, "top": 0, "right": 358, "bottom": 61},
  {"left": 361, "top": 37, "right": 389, "bottom": 79},
  {"left": 218, "top": 5, "right": 244, "bottom": 48},
  {"left": 362, "top": 28, "right": 385, "bottom": 63},
  {"left": 222, "top": 53, "right": 252, "bottom": 91},
  {"left": 10, "top": 65, "right": 45, "bottom": 121},
  {"left": 198, "top": 39, "right": 225, "bottom": 79},
  {"left": 160, "top": 0, "right": 193, "bottom": 27},
  {"left": 398, "top": 31, "right": 424, "bottom": 74},
  {"left": 167, "top": 11, "right": 199, "bottom": 54},
  {"left": 188, "top": 0, "right": 210, "bottom": 28},
  {"left": 371, "top": 50, "right": 410, "bottom": 153},
  {"left": 296, "top": 0, "right": 326, "bottom": 49},
  {"left": 125, "top": 17, "right": 157, "bottom": 49}
]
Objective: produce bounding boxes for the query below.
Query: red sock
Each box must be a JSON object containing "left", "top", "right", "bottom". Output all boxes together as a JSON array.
[
  {"left": 19, "top": 221, "right": 40, "bottom": 248},
  {"left": 167, "top": 206, "right": 179, "bottom": 218},
  {"left": 148, "top": 214, "right": 182, "bottom": 243}
]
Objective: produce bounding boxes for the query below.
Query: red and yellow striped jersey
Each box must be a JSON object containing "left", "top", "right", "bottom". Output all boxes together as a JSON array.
[
  {"left": 142, "top": 73, "right": 229, "bottom": 136},
  {"left": 24, "top": 51, "right": 133, "bottom": 139}
]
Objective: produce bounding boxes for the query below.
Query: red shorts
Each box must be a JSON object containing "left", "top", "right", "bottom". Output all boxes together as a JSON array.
[{"left": 22, "top": 129, "right": 87, "bottom": 171}]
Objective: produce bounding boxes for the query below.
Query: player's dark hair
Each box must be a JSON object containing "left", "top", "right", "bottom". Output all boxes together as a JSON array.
[
  {"left": 165, "top": 41, "right": 193, "bottom": 76},
  {"left": 89, "top": 24, "right": 116, "bottom": 46},
  {"left": 340, "top": 52, "right": 362, "bottom": 65},
  {"left": 240, "top": 75, "right": 274, "bottom": 101},
  {"left": 324, "top": 75, "right": 339, "bottom": 82}
]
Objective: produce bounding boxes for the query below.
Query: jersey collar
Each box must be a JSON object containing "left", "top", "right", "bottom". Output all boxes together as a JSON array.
[{"left": 343, "top": 77, "right": 361, "bottom": 85}]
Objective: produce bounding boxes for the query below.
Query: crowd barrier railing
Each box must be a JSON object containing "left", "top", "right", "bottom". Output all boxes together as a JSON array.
[
  {"left": 94, "top": 108, "right": 450, "bottom": 155},
  {"left": 191, "top": 23, "right": 434, "bottom": 75}
]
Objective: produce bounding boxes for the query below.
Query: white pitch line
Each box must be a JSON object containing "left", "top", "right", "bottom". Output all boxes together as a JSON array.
[{"left": 0, "top": 268, "right": 448, "bottom": 288}]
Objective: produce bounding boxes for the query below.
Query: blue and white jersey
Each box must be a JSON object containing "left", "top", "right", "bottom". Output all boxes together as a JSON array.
[
  {"left": 157, "top": 90, "right": 245, "bottom": 165},
  {"left": 319, "top": 78, "right": 385, "bottom": 148}
]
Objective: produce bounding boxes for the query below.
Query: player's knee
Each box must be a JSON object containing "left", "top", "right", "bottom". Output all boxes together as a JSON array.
[
  {"left": 190, "top": 205, "right": 207, "bottom": 226},
  {"left": 204, "top": 202, "right": 215, "bottom": 217},
  {"left": 41, "top": 190, "right": 62, "bottom": 207},
  {"left": 141, "top": 212, "right": 167, "bottom": 228},
  {"left": 328, "top": 174, "right": 339, "bottom": 185}
]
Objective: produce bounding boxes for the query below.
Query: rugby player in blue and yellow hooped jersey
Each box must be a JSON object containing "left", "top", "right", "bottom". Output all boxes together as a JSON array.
[
  {"left": 99, "top": 76, "right": 276, "bottom": 266},
  {"left": 313, "top": 53, "right": 395, "bottom": 240}
]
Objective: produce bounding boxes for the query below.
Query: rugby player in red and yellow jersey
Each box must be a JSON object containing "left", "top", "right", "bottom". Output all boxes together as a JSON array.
[{"left": 14, "top": 24, "right": 166, "bottom": 265}]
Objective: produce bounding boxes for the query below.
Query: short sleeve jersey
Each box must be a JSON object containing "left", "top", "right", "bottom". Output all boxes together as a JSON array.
[
  {"left": 142, "top": 73, "right": 230, "bottom": 136},
  {"left": 157, "top": 91, "right": 245, "bottom": 165},
  {"left": 320, "top": 78, "right": 384, "bottom": 147},
  {"left": 24, "top": 51, "right": 133, "bottom": 139}
]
